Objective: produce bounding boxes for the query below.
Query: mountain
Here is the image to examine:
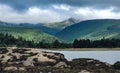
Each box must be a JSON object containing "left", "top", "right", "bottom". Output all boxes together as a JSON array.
[
  {"left": 0, "top": 21, "right": 16, "bottom": 26},
  {"left": 0, "top": 25, "right": 59, "bottom": 43},
  {"left": 56, "top": 19, "right": 120, "bottom": 42},
  {"left": 45, "top": 18, "right": 79, "bottom": 30},
  {"left": 18, "top": 18, "right": 79, "bottom": 35},
  {"left": 0, "top": 18, "right": 79, "bottom": 36},
  {"left": 19, "top": 23, "right": 59, "bottom": 35}
]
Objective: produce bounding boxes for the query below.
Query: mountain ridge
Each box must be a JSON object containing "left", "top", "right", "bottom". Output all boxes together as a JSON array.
[
  {"left": 56, "top": 19, "right": 120, "bottom": 42},
  {"left": 45, "top": 18, "right": 79, "bottom": 30}
]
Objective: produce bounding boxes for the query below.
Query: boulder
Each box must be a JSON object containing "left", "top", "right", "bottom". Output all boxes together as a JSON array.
[
  {"left": 70, "top": 58, "right": 113, "bottom": 73},
  {"left": 0, "top": 48, "right": 8, "bottom": 54},
  {"left": 54, "top": 62, "right": 68, "bottom": 68},
  {"left": 113, "top": 61, "right": 120, "bottom": 69},
  {"left": 0, "top": 48, "right": 67, "bottom": 67}
]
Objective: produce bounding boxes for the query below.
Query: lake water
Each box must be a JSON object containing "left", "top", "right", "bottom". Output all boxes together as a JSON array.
[{"left": 52, "top": 51, "right": 120, "bottom": 64}]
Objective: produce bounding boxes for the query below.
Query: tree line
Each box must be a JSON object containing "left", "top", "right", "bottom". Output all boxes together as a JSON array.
[
  {"left": 1, "top": 33, "right": 120, "bottom": 48},
  {"left": 73, "top": 38, "right": 120, "bottom": 48},
  {"left": 0, "top": 33, "right": 71, "bottom": 48}
]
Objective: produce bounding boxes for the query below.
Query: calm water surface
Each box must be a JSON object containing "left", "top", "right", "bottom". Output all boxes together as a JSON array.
[{"left": 52, "top": 51, "right": 120, "bottom": 64}]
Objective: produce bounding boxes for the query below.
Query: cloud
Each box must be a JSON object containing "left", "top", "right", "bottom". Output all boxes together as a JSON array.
[
  {"left": 0, "top": 3, "right": 120, "bottom": 24},
  {"left": 0, "top": 4, "right": 69, "bottom": 23},
  {"left": 52, "top": 4, "right": 71, "bottom": 11},
  {"left": 74, "top": 6, "right": 120, "bottom": 20},
  {"left": 1, "top": 0, "right": 120, "bottom": 10}
]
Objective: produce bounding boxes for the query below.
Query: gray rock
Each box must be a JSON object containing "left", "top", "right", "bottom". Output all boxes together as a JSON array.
[
  {"left": 19, "top": 67, "right": 26, "bottom": 71},
  {"left": 4, "top": 66, "right": 17, "bottom": 71},
  {"left": 54, "top": 62, "right": 67, "bottom": 68},
  {"left": 78, "top": 70, "right": 90, "bottom": 73},
  {"left": 113, "top": 61, "right": 120, "bottom": 69}
]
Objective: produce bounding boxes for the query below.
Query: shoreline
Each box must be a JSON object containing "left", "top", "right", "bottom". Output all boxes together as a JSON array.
[
  {"left": 1, "top": 47, "right": 120, "bottom": 51},
  {"left": 48, "top": 48, "right": 120, "bottom": 51}
]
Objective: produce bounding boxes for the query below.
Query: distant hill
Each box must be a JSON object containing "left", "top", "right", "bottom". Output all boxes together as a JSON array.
[
  {"left": 56, "top": 19, "right": 120, "bottom": 42},
  {"left": 0, "top": 25, "right": 58, "bottom": 43},
  {"left": 19, "top": 23, "right": 60, "bottom": 35},
  {"left": 0, "top": 21, "right": 17, "bottom": 26},
  {"left": 0, "top": 18, "right": 79, "bottom": 35},
  {"left": 45, "top": 18, "right": 79, "bottom": 30}
]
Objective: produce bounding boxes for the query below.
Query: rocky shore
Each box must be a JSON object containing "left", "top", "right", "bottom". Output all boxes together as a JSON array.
[{"left": 0, "top": 48, "right": 120, "bottom": 73}]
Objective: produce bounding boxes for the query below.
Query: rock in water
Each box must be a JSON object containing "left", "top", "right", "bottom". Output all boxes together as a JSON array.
[{"left": 113, "top": 61, "right": 120, "bottom": 69}]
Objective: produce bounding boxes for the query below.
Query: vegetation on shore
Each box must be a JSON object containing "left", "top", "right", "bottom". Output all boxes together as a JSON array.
[{"left": 1, "top": 33, "right": 120, "bottom": 49}]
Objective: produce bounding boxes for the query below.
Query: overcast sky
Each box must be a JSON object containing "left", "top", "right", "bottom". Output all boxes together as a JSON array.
[{"left": 0, "top": 0, "right": 120, "bottom": 23}]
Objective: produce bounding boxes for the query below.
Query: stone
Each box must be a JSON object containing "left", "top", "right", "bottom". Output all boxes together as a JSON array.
[
  {"left": 113, "top": 61, "right": 120, "bottom": 69},
  {"left": 54, "top": 62, "right": 67, "bottom": 68},
  {"left": 4, "top": 66, "right": 17, "bottom": 71},
  {"left": 78, "top": 70, "right": 90, "bottom": 73},
  {"left": 19, "top": 67, "right": 26, "bottom": 71}
]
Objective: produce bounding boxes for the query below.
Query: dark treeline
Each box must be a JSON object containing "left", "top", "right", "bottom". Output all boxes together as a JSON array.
[
  {"left": 73, "top": 38, "right": 120, "bottom": 48},
  {"left": 1, "top": 33, "right": 120, "bottom": 48},
  {"left": 0, "top": 33, "right": 72, "bottom": 48},
  {"left": 0, "top": 33, "right": 35, "bottom": 48}
]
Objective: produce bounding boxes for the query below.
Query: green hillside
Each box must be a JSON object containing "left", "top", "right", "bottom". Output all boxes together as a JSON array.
[
  {"left": 56, "top": 19, "right": 120, "bottom": 42},
  {"left": 0, "top": 26, "right": 58, "bottom": 43},
  {"left": 19, "top": 23, "right": 60, "bottom": 35}
]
